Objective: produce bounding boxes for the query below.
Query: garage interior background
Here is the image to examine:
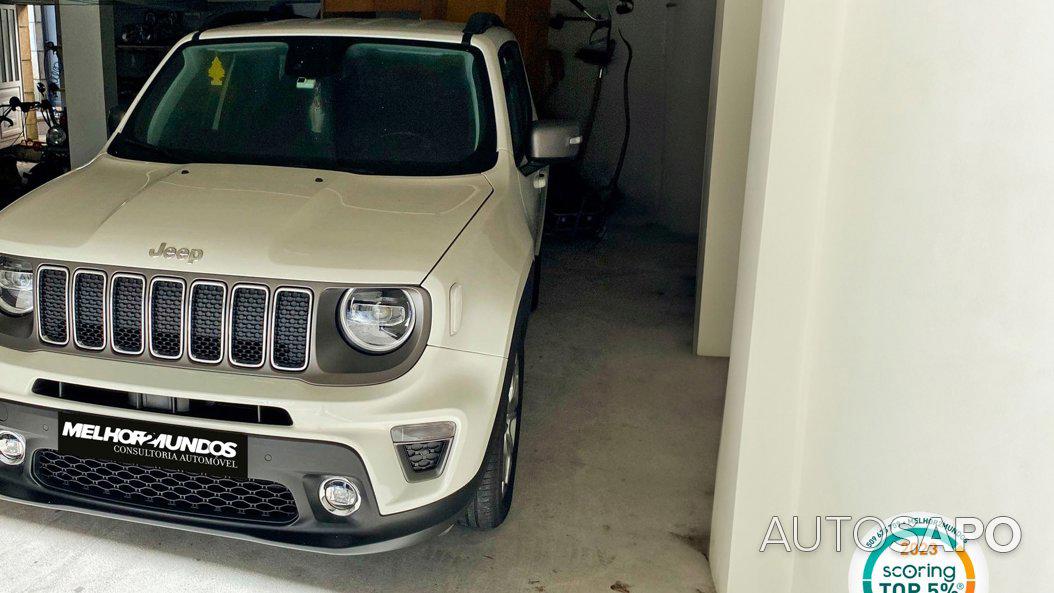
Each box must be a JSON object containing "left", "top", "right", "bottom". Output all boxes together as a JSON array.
[
  {"left": 0, "top": 2, "right": 734, "bottom": 591},
  {"left": 58, "top": 0, "right": 716, "bottom": 238}
]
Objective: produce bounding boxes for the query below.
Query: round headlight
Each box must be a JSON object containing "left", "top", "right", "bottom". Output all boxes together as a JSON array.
[
  {"left": 338, "top": 288, "right": 416, "bottom": 353},
  {"left": 0, "top": 256, "right": 33, "bottom": 316}
]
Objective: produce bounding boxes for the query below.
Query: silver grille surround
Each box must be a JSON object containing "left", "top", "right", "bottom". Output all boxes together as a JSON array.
[
  {"left": 72, "top": 269, "right": 107, "bottom": 351},
  {"left": 271, "top": 287, "right": 314, "bottom": 373},
  {"left": 35, "top": 267, "right": 312, "bottom": 373},
  {"left": 109, "top": 273, "right": 146, "bottom": 356},
  {"left": 147, "top": 276, "right": 187, "bottom": 361},
  {"left": 227, "top": 284, "right": 270, "bottom": 369},
  {"left": 188, "top": 280, "right": 228, "bottom": 365},
  {"left": 36, "top": 265, "right": 70, "bottom": 346}
]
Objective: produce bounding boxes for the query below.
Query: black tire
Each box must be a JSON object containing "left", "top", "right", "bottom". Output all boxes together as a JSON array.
[
  {"left": 530, "top": 259, "right": 541, "bottom": 312},
  {"left": 459, "top": 341, "right": 525, "bottom": 530}
]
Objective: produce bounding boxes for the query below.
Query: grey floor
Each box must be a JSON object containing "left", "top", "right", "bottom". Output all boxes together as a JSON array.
[{"left": 0, "top": 214, "right": 726, "bottom": 593}]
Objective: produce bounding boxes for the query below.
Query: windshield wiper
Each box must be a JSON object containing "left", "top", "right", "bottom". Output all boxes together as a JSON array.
[{"left": 111, "top": 133, "right": 187, "bottom": 164}]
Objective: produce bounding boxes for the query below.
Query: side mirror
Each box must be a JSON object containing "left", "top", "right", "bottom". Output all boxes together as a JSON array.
[
  {"left": 107, "top": 104, "right": 128, "bottom": 136},
  {"left": 529, "top": 120, "right": 582, "bottom": 164}
]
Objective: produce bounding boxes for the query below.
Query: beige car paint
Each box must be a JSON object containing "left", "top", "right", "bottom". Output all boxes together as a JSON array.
[
  {"left": 0, "top": 157, "right": 495, "bottom": 286},
  {"left": 0, "top": 19, "right": 542, "bottom": 519}
]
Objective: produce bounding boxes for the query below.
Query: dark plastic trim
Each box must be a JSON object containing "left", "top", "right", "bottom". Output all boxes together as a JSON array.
[
  {"left": 462, "top": 12, "right": 505, "bottom": 44},
  {"left": 0, "top": 256, "right": 432, "bottom": 387}
]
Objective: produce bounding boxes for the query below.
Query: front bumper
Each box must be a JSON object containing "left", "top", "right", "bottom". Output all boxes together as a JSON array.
[
  {"left": 0, "top": 400, "right": 480, "bottom": 554},
  {"left": 0, "top": 345, "right": 508, "bottom": 552}
]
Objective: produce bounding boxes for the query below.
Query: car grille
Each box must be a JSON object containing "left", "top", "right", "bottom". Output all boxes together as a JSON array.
[
  {"left": 230, "top": 285, "right": 269, "bottom": 368},
  {"left": 34, "top": 449, "right": 299, "bottom": 525},
  {"left": 37, "top": 266, "right": 69, "bottom": 345},
  {"left": 272, "top": 289, "right": 312, "bottom": 371},
  {"left": 188, "top": 282, "right": 226, "bottom": 364},
  {"left": 73, "top": 271, "right": 106, "bottom": 350},
  {"left": 111, "top": 274, "right": 145, "bottom": 355},
  {"left": 36, "top": 266, "right": 313, "bottom": 372},
  {"left": 149, "top": 278, "right": 186, "bottom": 359}
]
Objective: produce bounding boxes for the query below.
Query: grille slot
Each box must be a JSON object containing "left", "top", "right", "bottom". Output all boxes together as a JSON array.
[
  {"left": 73, "top": 271, "right": 106, "bottom": 350},
  {"left": 149, "top": 278, "right": 186, "bottom": 360},
  {"left": 34, "top": 449, "right": 299, "bottom": 524},
  {"left": 37, "top": 266, "right": 69, "bottom": 345},
  {"left": 189, "top": 282, "right": 226, "bottom": 364},
  {"left": 229, "top": 285, "right": 269, "bottom": 368},
  {"left": 271, "top": 288, "right": 312, "bottom": 372},
  {"left": 32, "top": 379, "right": 294, "bottom": 426},
  {"left": 110, "top": 274, "right": 146, "bottom": 355}
]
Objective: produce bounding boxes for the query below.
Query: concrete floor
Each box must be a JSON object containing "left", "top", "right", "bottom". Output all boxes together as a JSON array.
[{"left": 0, "top": 214, "right": 727, "bottom": 593}]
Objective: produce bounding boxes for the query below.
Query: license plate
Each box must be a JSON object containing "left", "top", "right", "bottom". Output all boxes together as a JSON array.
[{"left": 58, "top": 412, "right": 248, "bottom": 479}]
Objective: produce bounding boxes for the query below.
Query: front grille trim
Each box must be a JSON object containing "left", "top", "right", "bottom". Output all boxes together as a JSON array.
[
  {"left": 187, "top": 280, "right": 228, "bottom": 365},
  {"left": 270, "top": 287, "right": 313, "bottom": 372},
  {"left": 227, "top": 284, "right": 270, "bottom": 369},
  {"left": 109, "top": 273, "right": 146, "bottom": 356},
  {"left": 30, "top": 262, "right": 329, "bottom": 378},
  {"left": 147, "top": 276, "right": 187, "bottom": 361},
  {"left": 72, "top": 269, "right": 107, "bottom": 351},
  {"left": 36, "top": 265, "right": 70, "bottom": 346}
]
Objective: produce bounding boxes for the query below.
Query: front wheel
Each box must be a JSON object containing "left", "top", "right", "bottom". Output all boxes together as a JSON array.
[{"left": 459, "top": 342, "right": 524, "bottom": 530}]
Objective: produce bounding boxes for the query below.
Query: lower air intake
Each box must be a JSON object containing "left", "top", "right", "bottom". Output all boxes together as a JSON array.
[{"left": 34, "top": 449, "right": 298, "bottom": 525}]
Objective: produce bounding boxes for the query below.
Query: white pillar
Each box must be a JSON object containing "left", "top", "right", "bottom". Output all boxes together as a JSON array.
[
  {"left": 693, "top": 0, "right": 763, "bottom": 358},
  {"left": 58, "top": 4, "right": 116, "bottom": 168}
]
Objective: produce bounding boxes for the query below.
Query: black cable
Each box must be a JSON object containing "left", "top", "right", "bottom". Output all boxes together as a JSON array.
[
  {"left": 576, "top": 21, "right": 612, "bottom": 159},
  {"left": 608, "top": 27, "right": 633, "bottom": 191}
]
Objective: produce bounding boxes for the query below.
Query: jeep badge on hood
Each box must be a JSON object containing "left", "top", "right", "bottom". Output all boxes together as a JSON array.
[{"left": 149, "top": 242, "right": 204, "bottom": 264}]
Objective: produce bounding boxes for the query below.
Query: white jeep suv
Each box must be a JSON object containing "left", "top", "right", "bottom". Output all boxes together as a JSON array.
[{"left": 0, "top": 14, "right": 579, "bottom": 553}]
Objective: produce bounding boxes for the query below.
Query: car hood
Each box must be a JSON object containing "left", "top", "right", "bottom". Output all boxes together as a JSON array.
[{"left": 0, "top": 156, "right": 492, "bottom": 285}]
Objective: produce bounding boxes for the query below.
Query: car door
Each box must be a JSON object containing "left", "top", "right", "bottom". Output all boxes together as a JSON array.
[
  {"left": 498, "top": 42, "right": 548, "bottom": 252},
  {"left": 0, "top": 6, "right": 21, "bottom": 142}
]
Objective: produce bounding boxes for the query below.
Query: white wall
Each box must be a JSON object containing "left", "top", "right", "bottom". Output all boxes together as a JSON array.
[
  {"left": 711, "top": 0, "right": 1054, "bottom": 590},
  {"left": 693, "top": 0, "right": 761, "bottom": 357},
  {"left": 546, "top": 0, "right": 714, "bottom": 236},
  {"left": 59, "top": 4, "right": 116, "bottom": 168}
]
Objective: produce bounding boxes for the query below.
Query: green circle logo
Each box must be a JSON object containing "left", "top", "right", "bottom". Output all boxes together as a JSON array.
[{"left": 849, "top": 513, "right": 988, "bottom": 593}]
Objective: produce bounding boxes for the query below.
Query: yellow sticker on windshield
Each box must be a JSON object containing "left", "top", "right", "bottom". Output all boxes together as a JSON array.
[{"left": 208, "top": 56, "right": 226, "bottom": 86}]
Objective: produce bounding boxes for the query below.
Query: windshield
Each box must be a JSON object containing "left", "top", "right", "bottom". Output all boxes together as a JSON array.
[{"left": 109, "top": 37, "right": 498, "bottom": 176}]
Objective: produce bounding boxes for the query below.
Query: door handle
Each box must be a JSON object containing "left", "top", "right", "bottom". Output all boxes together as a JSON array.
[{"left": 533, "top": 174, "right": 548, "bottom": 190}]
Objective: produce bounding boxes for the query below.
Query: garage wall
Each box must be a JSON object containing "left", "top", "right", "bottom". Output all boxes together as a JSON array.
[
  {"left": 711, "top": 0, "right": 1054, "bottom": 591},
  {"left": 692, "top": 0, "right": 761, "bottom": 357},
  {"left": 546, "top": 0, "right": 715, "bottom": 237}
]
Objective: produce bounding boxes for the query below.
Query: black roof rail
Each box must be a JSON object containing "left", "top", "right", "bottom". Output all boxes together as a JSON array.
[{"left": 462, "top": 12, "right": 504, "bottom": 44}]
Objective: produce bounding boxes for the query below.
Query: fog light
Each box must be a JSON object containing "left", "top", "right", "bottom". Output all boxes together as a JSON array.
[
  {"left": 0, "top": 431, "right": 26, "bottom": 465},
  {"left": 319, "top": 477, "right": 361, "bottom": 516}
]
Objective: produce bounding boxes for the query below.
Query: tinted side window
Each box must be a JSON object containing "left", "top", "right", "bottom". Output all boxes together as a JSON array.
[{"left": 498, "top": 42, "right": 534, "bottom": 164}]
